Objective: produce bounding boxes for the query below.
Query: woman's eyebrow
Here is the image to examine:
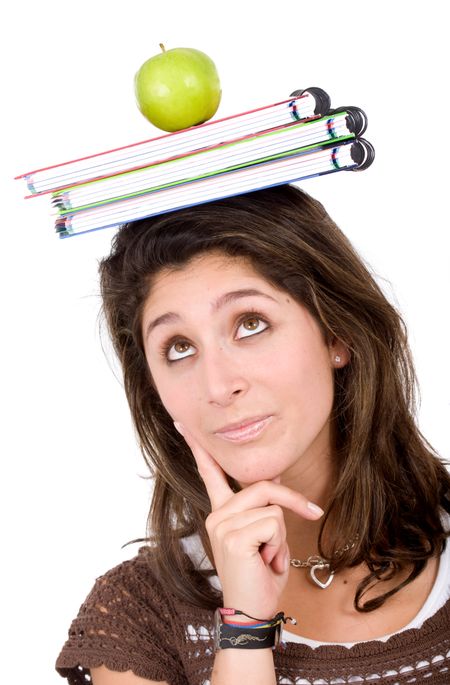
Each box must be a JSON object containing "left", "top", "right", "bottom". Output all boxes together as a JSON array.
[
  {"left": 145, "top": 289, "right": 277, "bottom": 340},
  {"left": 211, "top": 288, "right": 277, "bottom": 312},
  {"left": 145, "top": 312, "right": 180, "bottom": 340}
]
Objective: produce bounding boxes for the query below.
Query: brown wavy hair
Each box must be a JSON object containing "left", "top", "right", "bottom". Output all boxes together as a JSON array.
[{"left": 98, "top": 184, "right": 450, "bottom": 612}]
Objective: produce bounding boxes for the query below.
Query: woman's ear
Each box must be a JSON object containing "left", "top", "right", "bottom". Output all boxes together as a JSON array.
[{"left": 330, "top": 337, "right": 351, "bottom": 369}]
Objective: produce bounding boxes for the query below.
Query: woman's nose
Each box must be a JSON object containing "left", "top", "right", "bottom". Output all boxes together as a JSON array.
[{"left": 201, "top": 347, "right": 250, "bottom": 406}]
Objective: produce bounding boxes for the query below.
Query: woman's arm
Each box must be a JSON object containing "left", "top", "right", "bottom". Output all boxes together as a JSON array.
[
  {"left": 176, "top": 424, "right": 323, "bottom": 683},
  {"left": 212, "top": 647, "right": 276, "bottom": 685}
]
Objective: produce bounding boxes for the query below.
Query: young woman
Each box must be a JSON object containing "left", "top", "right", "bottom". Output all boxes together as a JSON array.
[{"left": 56, "top": 185, "right": 450, "bottom": 684}]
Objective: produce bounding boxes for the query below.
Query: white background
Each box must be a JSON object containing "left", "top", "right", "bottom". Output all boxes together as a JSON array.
[{"left": 1, "top": 1, "right": 449, "bottom": 683}]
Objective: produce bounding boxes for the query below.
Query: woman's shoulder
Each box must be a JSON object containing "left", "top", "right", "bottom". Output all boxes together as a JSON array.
[
  {"left": 90, "top": 545, "right": 163, "bottom": 588},
  {"left": 72, "top": 546, "right": 172, "bottom": 615},
  {"left": 55, "top": 546, "right": 207, "bottom": 684},
  {"left": 64, "top": 543, "right": 213, "bottom": 628}
]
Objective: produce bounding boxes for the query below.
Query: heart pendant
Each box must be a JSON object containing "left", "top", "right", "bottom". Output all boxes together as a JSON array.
[{"left": 310, "top": 562, "right": 334, "bottom": 589}]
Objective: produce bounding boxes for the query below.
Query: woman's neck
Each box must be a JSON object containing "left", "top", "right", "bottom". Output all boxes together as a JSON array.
[{"left": 280, "top": 443, "right": 335, "bottom": 560}]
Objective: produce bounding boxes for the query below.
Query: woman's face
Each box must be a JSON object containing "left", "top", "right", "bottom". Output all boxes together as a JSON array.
[{"left": 142, "top": 252, "right": 347, "bottom": 485}]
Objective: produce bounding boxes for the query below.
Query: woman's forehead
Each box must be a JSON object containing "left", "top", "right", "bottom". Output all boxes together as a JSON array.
[
  {"left": 146, "top": 252, "right": 271, "bottom": 300},
  {"left": 158, "top": 250, "right": 256, "bottom": 278},
  {"left": 141, "top": 252, "right": 287, "bottom": 325}
]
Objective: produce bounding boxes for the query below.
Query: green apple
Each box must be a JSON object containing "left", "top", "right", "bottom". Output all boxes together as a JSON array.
[{"left": 134, "top": 44, "right": 222, "bottom": 132}]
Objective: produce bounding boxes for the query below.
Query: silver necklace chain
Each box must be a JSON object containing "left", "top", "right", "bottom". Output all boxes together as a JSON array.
[{"left": 290, "top": 535, "right": 359, "bottom": 589}]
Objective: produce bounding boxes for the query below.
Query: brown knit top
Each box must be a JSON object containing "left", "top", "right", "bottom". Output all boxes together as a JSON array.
[{"left": 56, "top": 546, "right": 450, "bottom": 685}]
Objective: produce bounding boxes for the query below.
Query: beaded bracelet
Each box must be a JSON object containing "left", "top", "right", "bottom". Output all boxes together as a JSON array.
[{"left": 214, "top": 608, "right": 297, "bottom": 650}]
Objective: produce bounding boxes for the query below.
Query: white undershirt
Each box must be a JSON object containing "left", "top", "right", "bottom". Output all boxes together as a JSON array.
[{"left": 283, "top": 530, "right": 450, "bottom": 648}]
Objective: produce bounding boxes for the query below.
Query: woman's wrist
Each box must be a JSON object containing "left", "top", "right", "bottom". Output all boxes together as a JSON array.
[
  {"left": 215, "top": 607, "right": 294, "bottom": 652},
  {"left": 222, "top": 614, "right": 266, "bottom": 625},
  {"left": 212, "top": 648, "right": 276, "bottom": 685}
]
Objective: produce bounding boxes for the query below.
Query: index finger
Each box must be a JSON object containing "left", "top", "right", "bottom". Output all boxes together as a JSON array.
[{"left": 174, "top": 422, "right": 233, "bottom": 510}]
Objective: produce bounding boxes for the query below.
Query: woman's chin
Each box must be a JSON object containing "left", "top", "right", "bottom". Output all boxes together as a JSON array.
[
  {"left": 211, "top": 443, "right": 291, "bottom": 485},
  {"left": 224, "top": 463, "right": 284, "bottom": 487}
]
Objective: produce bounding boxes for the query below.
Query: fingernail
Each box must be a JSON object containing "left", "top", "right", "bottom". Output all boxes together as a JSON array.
[
  {"left": 307, "top": 501, "right": 325, "bottom": 517},
  {"left": 173, "top": 422, "right": 184, "bottom": 435}
]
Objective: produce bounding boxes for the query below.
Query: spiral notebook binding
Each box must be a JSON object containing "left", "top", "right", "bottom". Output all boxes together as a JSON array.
[
  {"left": 16, "top": 87, "right": 374, "bottom": 240},
  {"left": 290, "top": 87, "right": 332, "bottom": 116},
  {"left": 349, "top": 139, "right": 375, "bottom": 171},
  {"left": 329, "top": 106, "right": 368, "bottom": 137}
]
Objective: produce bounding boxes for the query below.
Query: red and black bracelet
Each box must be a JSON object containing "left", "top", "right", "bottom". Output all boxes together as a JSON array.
[{"left": 214, "top": 608, "right": 297, "bottom": 650}]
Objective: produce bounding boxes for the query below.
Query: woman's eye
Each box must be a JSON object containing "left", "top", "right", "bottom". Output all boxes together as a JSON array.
[
  {"left": 167, "top": 340, "right": 195, "bottom": 361},
  {"left": 163, "top": 316, "right": 268, "bottom": 361},
  {"left": 236, "top": 316, "right": 269, "bottom": 339}
]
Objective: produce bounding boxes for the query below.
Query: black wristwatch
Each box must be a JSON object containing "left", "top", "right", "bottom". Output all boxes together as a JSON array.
[{"left": 213, "top": 608, "right": 285, "bottom": 650}]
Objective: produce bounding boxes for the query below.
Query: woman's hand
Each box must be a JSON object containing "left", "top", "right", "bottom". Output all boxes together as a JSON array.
[{"left": 174, "top": 423, "right": 323, "bottom": 620}]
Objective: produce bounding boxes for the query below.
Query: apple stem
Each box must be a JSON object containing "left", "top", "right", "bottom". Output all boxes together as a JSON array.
[{"left": 159, "top": 43, "right": 166, "bottom": 53}]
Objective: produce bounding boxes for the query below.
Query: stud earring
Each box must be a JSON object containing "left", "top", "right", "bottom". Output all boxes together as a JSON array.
[{"left": 335, "top": 355, "right": 341, "bottom": 363}]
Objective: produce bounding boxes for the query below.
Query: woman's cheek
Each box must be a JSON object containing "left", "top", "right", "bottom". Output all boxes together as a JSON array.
[{"left": 158, "top": 377, "right": 196, "bottom": 426}]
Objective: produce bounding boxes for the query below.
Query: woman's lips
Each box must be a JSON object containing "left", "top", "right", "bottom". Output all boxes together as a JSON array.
[{"left": 214, "top": 415, "right": 273, "bottom": 443}]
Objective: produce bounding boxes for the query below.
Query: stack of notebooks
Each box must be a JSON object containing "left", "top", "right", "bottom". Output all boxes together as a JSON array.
[{"left": 16, "top": 87, "right": 374, "bottom": 239}]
